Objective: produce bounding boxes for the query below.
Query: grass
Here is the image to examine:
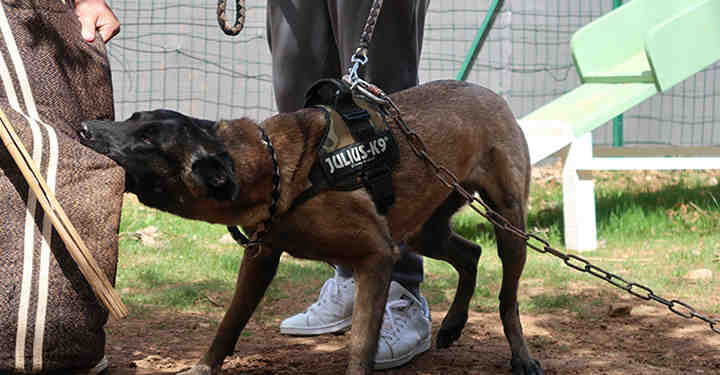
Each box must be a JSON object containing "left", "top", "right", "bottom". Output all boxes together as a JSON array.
[{"left": 115, "top": 168, "right": 720, "bottom": 323}]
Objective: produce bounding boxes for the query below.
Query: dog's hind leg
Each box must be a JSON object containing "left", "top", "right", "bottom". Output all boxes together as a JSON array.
[
  {"left": 179, "top": 247, "right": 283, "bottom": 375},
  {"left": 407, "top": 190, "right": 482, "bottom": 349},
  {"left": 491, "top": 203, "right": 543, "bottom": 375},
  {"left": 476, "top": 147, "right": 542, "bottom": 374}
]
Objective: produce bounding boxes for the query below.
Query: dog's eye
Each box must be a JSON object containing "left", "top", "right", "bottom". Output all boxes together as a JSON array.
[{"left": 135, "top": 124, "right": 161, "bottom": 147}]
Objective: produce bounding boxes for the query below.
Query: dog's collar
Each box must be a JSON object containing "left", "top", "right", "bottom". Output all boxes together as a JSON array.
[{"left": 227, "top": 125, "right": 280, "bottom": 252}]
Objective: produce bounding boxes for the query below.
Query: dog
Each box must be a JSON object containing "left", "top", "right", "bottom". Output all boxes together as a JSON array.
[{"left": 78, "top": 80, "right": 543, "bottom": 375}]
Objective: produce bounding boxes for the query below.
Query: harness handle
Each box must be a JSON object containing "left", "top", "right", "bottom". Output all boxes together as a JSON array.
[{"left": 217, "top": 0, "right": 246, "bottom": 36}]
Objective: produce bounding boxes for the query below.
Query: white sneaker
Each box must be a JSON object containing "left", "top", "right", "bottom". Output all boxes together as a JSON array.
[
  {"left": 280, "top": 275, "right": 355, "bottom": 335},
  {"left": 374, "top": 281, "right": 432, "bottom": 370}
]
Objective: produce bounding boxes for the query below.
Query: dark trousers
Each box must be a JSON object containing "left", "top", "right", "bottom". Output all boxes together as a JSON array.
[{"left": 266, "top": 0, "right": 429, "bottom": 291}]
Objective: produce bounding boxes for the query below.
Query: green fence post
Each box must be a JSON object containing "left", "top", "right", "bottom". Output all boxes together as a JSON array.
[
  {"left": 612, "top": 0, "right": 624, "bottom": 147},
  {"left": 456, "top": 0, "right": 505, "bottom": 81}
]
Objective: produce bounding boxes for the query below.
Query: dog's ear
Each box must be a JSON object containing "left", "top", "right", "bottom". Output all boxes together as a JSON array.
[
  {"left": 188, "top": 153, "right": 239, "bottom": 201},
  {"left": 191, "top": 117, "right": 218, "bottom": 131}
]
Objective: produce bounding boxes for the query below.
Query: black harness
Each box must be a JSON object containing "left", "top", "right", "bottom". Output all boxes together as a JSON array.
[
  {"left": 293, "top": 79, "right": 399, "bottom": 214},
  {"left": 227, "top": 79, "right": 400, "bottom": 251}
]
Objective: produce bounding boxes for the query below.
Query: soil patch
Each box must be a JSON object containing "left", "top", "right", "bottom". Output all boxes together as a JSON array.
[{"left": 105, "top": 301, "right": 720, "bottom": 374}]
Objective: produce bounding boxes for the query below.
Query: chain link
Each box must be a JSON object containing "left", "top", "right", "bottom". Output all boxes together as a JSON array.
[{"left": 353, "top": 81, "right": 720, "bottom": 336}]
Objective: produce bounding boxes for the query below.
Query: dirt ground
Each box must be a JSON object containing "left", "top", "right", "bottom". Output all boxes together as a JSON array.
[
  {"left": 104, "top": 166, "right": 720, "bottom": 374},
  {"left": 105, "top": 295, "right": 720, "bottom": 375}
]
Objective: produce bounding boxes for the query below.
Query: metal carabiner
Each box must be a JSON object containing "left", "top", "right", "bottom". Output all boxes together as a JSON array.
[{"left": 348, "top": 48, "right": 369, "bottom": 85}]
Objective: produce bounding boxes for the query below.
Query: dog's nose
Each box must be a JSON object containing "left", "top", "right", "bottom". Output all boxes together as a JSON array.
[{"left": 78, "top": 123, "right": 92, "bottom": 141}]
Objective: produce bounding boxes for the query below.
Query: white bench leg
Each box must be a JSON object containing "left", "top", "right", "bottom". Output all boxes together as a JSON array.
[{"left": 561, "top": 133, "right": 597, "bottom": 251}]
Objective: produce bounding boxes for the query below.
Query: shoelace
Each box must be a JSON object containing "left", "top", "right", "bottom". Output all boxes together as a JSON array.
[
  {"left": 380, "top": 299, "right": 411, "bottom": 337},
  {"left": 309, "top": 278, "right": 337, "bottom": 310}
]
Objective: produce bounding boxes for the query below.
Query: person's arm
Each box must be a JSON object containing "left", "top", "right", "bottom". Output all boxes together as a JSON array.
[{"left": 74, "top": 0, "right": 120, "bottom": 43}]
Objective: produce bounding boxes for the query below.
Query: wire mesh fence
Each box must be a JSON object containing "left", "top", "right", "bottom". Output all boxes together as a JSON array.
[{"left": 107, "top": 0, "right": 720, "bottom": 147}]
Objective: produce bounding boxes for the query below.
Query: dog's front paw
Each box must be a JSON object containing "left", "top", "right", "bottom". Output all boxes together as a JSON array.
[
  {"left": 436, "top": 312, "right": 468, "bottom": 349},
  {"left": 436, "top": 326, "right": 462, "bottom": 349},
  {"left": 511, "top": 357, "right": 544, "bottom": 375},
  {"left": 177, "top": 364, "right": 216, "bottom": 375}
]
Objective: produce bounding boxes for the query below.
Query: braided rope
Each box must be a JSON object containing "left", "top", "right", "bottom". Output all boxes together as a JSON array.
[{"left": 217, "top": 0, "right": 246, "bottom": 36}]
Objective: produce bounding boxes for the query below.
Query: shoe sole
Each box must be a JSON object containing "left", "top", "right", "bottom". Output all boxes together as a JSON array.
[
  {"left": 373, "top": 333, "right": 432, "bottom": 370},
  {"left": 279, "top": 317, "right": 352, "bottom": 336}
]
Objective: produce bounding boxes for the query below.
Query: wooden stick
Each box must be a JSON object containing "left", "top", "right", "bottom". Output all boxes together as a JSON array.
[{"left": 0, "top": 108, "right": 128, "bottom": 320}]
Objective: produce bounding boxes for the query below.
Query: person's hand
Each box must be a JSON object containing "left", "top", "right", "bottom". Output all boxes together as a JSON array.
[{"left": 74, "top": 0, "right": 120, "bottom": 43}]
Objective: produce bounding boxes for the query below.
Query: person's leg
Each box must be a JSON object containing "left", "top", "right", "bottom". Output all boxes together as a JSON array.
[
  {"left": 332, "top": 0, "right": 429, "bottom": 92},
  {"left": 270, "top": 0, "right": 359, "bottom": 336},
  {"left": 331, "top": 0, "right": 432, "bottom": 369},
  {"left": 330, "top": 0, "right": 429, "bottom": 291},
  {"left": 276, "top": 0, "right": 433, "bottom": 367},
  {"left": 266, "top": 0, "right": 341, "bottom": 113},
  {"left": 329, "top": 0, "right": 429, "bottom": 296}
]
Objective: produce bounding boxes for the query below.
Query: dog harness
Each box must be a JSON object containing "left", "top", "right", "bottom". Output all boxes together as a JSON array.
[{"left": 292, "top": 79, "right": 399, "bottom": 214}]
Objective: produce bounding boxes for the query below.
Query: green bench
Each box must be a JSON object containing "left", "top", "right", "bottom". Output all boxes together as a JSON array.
[{"left": 520, "top": 0, "right": 720, "bottom": 164}]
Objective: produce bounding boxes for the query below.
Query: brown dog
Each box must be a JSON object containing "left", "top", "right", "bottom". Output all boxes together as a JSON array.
[{"left": 78, "top": 80, "right": 542, "bottom": 375}]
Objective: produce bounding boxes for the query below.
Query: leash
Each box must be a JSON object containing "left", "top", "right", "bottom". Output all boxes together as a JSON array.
[
  {"left": 345, "top": 0, "right": 719, "bottom": 335},
  {"left": 217, "top": 0, "right": 246, "bottom": 36},
  {"left": 0, "top": 108, "right": 128, "bottom": 320},
  {"left": 227, "top": 125, "right": 280, "bottom": 255},
  {"left": 348, "top": 0, "right": 384, "bottom": 85}
]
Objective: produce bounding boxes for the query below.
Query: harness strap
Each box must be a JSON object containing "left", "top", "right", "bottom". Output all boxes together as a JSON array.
[
  {"left": 340, "top": 108, "right": 375, "bottom": 141},
  {"left": 362, "top": 166, "right": 395, "bottom": 214},
  {"left": 289, "top": 166, "right": 328, "bottom": 212}
]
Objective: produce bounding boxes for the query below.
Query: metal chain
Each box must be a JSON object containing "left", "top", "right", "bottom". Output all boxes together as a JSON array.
[
  {"left": 217, "top": 0, "right": 246, "bottom": 36},
  {"left": 341, "top": 0, "right": 717, "bottom": 335},
  {"left": 351, "top": 80, "right": 720, "bottom": 336}
]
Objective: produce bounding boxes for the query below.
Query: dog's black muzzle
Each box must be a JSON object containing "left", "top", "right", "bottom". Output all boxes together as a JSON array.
[
  {"left": 78, "top": 120, "right": 117, "bottom": 156},
  {"left": 78, "top": 120, "right": 139, "bottom": 192}
]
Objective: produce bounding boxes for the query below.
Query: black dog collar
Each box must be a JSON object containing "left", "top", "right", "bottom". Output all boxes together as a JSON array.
[{"left": 227, "top": 125, "right": 280, "bottom": 250}]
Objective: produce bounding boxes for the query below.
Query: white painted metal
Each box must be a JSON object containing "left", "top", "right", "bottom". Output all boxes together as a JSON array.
[
  {"left": 556, "top": 137, "right": 720, "bottom": 252},
  {"left": 560, "top": 134, "right": 598, "bottom": 251},
  {"left": 519, "top": 119, "right": 575, "bottom": 165}
]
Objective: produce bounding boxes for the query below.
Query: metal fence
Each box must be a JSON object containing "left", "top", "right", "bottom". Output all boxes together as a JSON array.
[{"left": 107, "top": 0, "right": 720, "bottom": 147}]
